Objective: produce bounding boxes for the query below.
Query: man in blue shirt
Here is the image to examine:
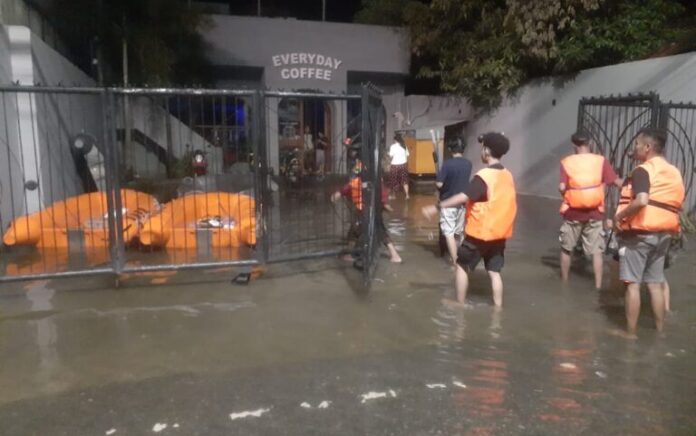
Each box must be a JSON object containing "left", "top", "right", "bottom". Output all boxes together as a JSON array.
[{"left": 436, "top": 138, "right": 473, "bottom": 265}]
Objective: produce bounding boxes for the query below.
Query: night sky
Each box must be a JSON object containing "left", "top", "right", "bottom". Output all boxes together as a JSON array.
[{"left": 224, "top": 0, "right": 364, "bottom": 22}]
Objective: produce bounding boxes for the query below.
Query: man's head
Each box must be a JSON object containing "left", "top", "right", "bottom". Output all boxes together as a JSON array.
[
  {"left": 477, "top": 132, "right": 510, "bottom": 163},
  {"left": 632, "top": 127, "right": 667, "bottom": 162},
  {"left": 571, "top": 131, "right": 591, "bottom": 149},
  {"left": 448, "top": 137, "right": 465, "bottom": 155}
]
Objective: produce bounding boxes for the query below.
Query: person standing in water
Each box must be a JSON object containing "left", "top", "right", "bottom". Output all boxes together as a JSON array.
[
  {"left": 558, "top": 131, "right": 622, "bottom": 290},
  {"left": 436, "top": 138, "right": 472, "bottom": 266},
  {"left": 613, "top": 128, "right": 684, "bottom": 338},
  {"left": 388, "top": 134, "right": 410, "bottom": 200},
  {"left": 422, "top": 132, "right": 517, "bottom": 308}
]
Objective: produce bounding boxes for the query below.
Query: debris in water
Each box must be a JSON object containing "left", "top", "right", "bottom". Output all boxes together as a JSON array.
[
  {"left": 106, "top": 429, "right": 116, "bottom": 435},
  {"left": 426, "top": 383, "right": 447, "bottom": 389},
  {"left": 229, "top": 408, "right": 270, "bottom": 420},
  {"left": 317, "top": 401, "right": 331, "bottom": 409},
  {"left": 560, "top": 362, "right": 577, "bottom": 370},
  {"left": 665, "top": 352, "right": 675, "bottom": 358},
  {"left": 374, "top": 278, "right": 385, "bottom": 283},
  {"left": 173, "top": 424, "right": 179, "bottom": 428},
  {"left": 152, "top": 423, "right": 167, "bottom": 432},
  {"left": 452, "top": 381, "right": 467, "bottom": 389},
  {"left": 595, "top": 371, "right": 608, "bottom": 379},
  {"left": 361, "top": 391, "right": 396, "bottom": 403},
  {"left": 300, "top": 402, "right": 312, "bottom": 409}
]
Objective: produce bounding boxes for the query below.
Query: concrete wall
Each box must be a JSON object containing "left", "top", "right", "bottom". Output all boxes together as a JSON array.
[
  {"left": 204, "top": 15, "right": 410, "bottom": 93},
  {"left": 398, "top": 52, "right": 696, "bottom": 199},
  {"left": 464, "top": 52, "right": 696, "bottom": 198}
]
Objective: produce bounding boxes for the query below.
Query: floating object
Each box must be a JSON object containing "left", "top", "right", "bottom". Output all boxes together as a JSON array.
[
  {"left": 2, "top": 190, "right": 159, "bottom": 249},
  {"left": 140, "top": 192, "right": 256, "bottom": 249}
]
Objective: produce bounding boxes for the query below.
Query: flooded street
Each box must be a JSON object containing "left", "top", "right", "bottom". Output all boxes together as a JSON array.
[{"left": 0, "top": 194, "right": 695, "bottom": 435}]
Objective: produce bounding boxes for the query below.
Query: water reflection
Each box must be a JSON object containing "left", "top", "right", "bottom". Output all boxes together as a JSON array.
[{"left": 25, "top": 281, "right": 60, "bottom": 377}]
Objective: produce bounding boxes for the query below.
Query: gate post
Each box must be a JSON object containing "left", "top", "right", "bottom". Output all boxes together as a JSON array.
[
  {"left": 253, "top": 90, "right": 270, "bottom": 264},
  {"left": 101, "top": 89, "right": 125, "bottom": 275}
]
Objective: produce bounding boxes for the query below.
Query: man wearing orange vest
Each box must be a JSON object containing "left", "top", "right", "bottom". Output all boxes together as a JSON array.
[
  {"left": 422, "top": 132, "right": 517, "bottom": 307},
  {"left": 559, "top": 131, "right": 622, "bottom": 290},
  {"left": 612, "top": 128, "right": 684, "bottom": 338}
]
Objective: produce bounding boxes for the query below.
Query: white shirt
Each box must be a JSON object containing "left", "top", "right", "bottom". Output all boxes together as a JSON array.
[
  {"left": 304, "top": 133, "right": 313, "bottom": 150},
  {"left": 389, "top": 142, "right": 409, "bottom": 165}
]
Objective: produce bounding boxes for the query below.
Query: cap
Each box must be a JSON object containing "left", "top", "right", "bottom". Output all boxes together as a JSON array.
[{"left": 479, "top": 132, "right": 510, "bottom": 158}]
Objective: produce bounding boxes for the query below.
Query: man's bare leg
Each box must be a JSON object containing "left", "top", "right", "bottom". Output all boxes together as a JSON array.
[
  {"left": 592, "top": 251, "right": 603, "bottom": 290},
  {"left": 560, "top": 250, "right": 571, "bottom": 283},
  {"left": 646, "top": 282, "right": 666, "bottom": 332},
  {"left": 385, "top": 241, "right": 402, "bottom": 263},
  {"left": 625, "top": 283, "right": 641, "bottom": 338},
  {"left": 403, "top": 183, "right": 410, "bottom": 200},
  {"left": 445, "top": 234, "right": 458, "bottom": 265},
  {"left": 455, "top": 264, "right": 469, "bottom": 304},
  {"left": 488, "top": 271, "right": 503, "bottom": 307},
  {"left": 662, "top": 281, "right": 671, "bottom": 312}
]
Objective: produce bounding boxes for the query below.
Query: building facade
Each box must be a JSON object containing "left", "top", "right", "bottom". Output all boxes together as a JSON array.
[{"left": 202, "top": 15, "right": 411, "bottom": 173}]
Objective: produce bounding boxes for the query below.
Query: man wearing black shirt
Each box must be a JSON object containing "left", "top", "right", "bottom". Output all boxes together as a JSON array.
[
  {"left": 436, "top": 139, "right": 472, "bottom": 265},
  {"left": 423, "top": 133, "right": 517, "bottom": 308}
]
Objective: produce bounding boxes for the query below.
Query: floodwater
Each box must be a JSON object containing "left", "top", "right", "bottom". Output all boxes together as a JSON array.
[{"left": 0, "top": 194, "right": 694, "bottom": 435}]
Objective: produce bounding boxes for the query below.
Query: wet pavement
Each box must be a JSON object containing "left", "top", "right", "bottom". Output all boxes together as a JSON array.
[{"left": 0, "top": 194, "right": 695, "bottom": 435}]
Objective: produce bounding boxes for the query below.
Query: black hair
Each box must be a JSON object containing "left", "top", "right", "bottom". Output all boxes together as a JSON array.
[
  {"left": 637, "top": 127, "right": 667, "bottom": 152},
  {"left": 448, "top": 137, "right": 465, "bottom": 153},
  {"left": 571, "top": 131, "right": 590, "bottom": 147},
  {"left": 479, "top": 132, "right": 510, "bottom": 158}
]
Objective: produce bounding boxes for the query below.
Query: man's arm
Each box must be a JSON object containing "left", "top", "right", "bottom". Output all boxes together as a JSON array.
[
  {"left": 613, "top": 168, "right": 649, "bottom": 230},
  {"left": 613, "top": 192, "right": 648, "bottom": 230},
  {"left": 422, "top": 193, "right": 469, "bottom": 220}
]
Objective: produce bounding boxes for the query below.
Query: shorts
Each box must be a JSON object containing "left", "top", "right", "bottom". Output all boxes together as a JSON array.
[
  {"left": 618, "top": 232, "right": 671, "bottom": 284},
  {"left": 439, "top": 206, "right": 464, "bottom": 236},
  {"left": 559, "top": 219, "right": 605, "bottom": 255},
  {"left": 456, "top": 236, "right": 506, "bottom": 273}
]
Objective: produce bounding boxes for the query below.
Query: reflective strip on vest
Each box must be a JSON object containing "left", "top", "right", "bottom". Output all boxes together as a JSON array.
[
  {"left": 465, "top": 168, "right": 517, "bottom": 241},
  {"left": 560, "top": 154, "right": 605, "bottom": 211},
  {"left": 617, "top": 156, "right": 684, "bottom": 233}
]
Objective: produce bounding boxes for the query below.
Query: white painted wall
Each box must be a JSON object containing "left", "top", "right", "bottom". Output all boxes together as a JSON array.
[{"left": 464, "top": 52, "right": 696, "bottom": 198}]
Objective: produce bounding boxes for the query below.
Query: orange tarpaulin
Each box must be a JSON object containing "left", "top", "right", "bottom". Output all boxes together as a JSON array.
[
  {"left": 2, "top": 190, "right": 159, "bottom": 248},
  {"left": 139, "top": 192, "right": 256, "bottom": 249}
]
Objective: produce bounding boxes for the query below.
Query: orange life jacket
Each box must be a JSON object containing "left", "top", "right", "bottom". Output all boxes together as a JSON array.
[
  {"left": 465, "top": 167, "right": 517, "bottom": 241},
  {"left": 560, "top": 154, "right": 606, "bottom": 214},
  {"left": 617, "top": 156, "right": 684, "bottom": 233},
  {"left": 350, "top": 177, "right": 363, "bottom": 211}
]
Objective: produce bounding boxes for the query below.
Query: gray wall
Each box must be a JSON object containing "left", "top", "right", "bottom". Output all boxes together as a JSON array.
[
  {"left": 463, "top": 52, "right": 696, "bottom": 198},
  {"left": 204, "top": 15, "right": 410, "bottom": 93}
]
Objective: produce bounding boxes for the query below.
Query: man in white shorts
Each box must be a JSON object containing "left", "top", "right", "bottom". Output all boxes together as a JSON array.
[{"left": 436, "top": 138, "right": 472, "bottom": 265}]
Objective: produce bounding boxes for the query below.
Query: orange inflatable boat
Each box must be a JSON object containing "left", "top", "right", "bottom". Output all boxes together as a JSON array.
[
  {"left": 139, "top": 192, "right": 256, "bottom": 249},
  {"left": 2, "top": 189, "right": 159, "bottom": 249}
]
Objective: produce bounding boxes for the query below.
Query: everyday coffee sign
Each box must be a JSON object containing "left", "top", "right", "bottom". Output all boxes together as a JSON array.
[{"left": 271, "top": 53, "right": 343, "bottom": 81}]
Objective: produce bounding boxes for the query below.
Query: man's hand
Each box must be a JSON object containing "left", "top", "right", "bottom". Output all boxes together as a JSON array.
[
  {"left": 422, "top": 205, "right": 439, "bottom": 220},
  {"left": 612, "top": 215, "right": 623, "bottom": 232},
  {"left": 604, "top": 219, "right": 613, "bottom": 230},
  {"left": 331, "top": 192, "right": 342, "bottom": 203}
]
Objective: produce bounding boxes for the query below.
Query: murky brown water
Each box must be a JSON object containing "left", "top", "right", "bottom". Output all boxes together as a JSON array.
[{"left": 0, "top": 194, "right": 694, "bottom": 435}]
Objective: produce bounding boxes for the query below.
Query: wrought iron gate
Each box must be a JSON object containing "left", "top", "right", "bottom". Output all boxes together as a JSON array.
[
  {"left": 0, "top": 85, "right": 383, "bottom": 288},
  {"left": 577, "top": 93, "right": 696, "bottom": 213},
  {"left": 360, "top": 85, "right": 386, "bottom": 290}
]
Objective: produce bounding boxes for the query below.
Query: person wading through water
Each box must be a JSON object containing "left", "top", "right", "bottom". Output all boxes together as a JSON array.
[{"left": 422, "top": 132, "right": 517, "bottom": 308}]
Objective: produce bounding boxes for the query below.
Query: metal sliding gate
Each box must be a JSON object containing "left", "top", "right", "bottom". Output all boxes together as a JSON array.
[
  {"left": 577, "top": 93, "right": 696, "bottom": 213},
  {"left": 0, "top": 85, "right": 384, "bottom": 288}
]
